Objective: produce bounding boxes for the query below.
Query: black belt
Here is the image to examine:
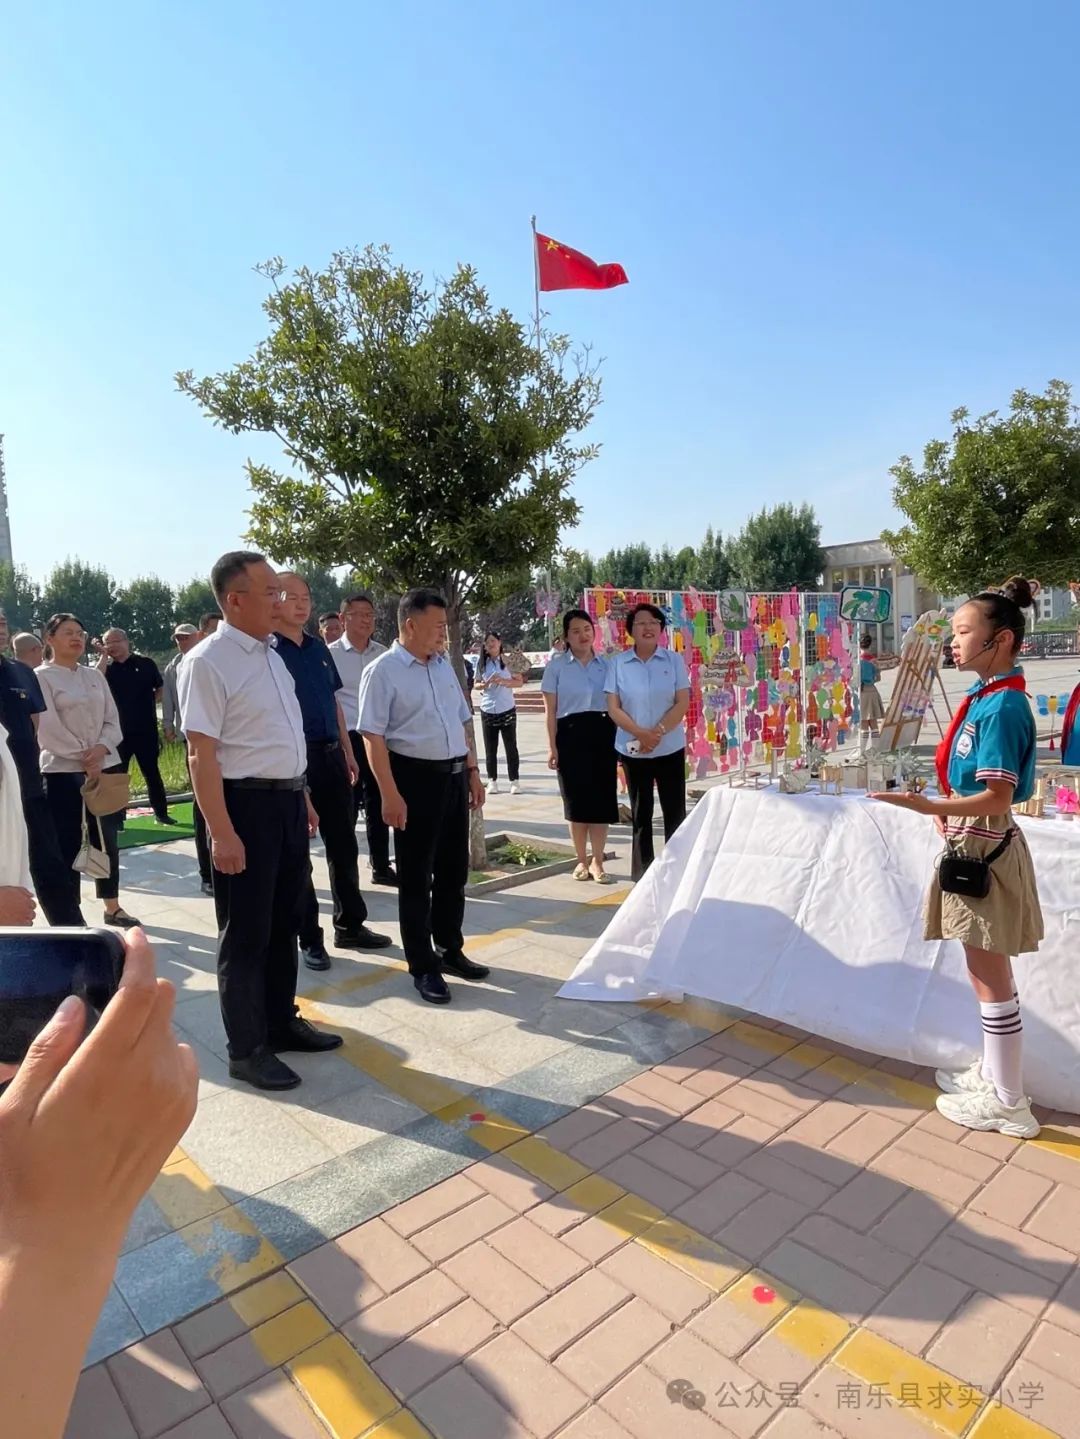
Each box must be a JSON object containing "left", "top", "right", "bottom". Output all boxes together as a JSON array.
[
  {"left": 306, "top": 738, "right": 340, "bottom": 753},
  {"left": 391, "top": 754, "right": 469, "bottom": 775},
  {"left": 224, "top": 776, "right": 307, "bottom": 791}
]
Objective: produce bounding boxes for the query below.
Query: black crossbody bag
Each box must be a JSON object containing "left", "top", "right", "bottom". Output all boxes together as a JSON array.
[{"left": 938, "top": 828, "right": 1014, "bottom": 899}]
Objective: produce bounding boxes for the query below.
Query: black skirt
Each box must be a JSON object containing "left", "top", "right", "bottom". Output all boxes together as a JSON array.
[{"left": 555, "top": 711, "right": 619, "bottom": 823}]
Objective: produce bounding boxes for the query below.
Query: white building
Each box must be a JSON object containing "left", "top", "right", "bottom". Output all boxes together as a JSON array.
[
  {"left": 1035, "top": 586, "right": 1074, "bottom": 622},
  {"left": 820, "top": 539, "right": 939, "bottom": 654}
]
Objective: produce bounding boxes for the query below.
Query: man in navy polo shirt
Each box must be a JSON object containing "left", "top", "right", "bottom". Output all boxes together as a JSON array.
[{"left": 275, "top": 573, "right": 391, "bottom": 969}]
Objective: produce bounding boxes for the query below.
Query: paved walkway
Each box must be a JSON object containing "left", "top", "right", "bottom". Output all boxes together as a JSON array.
[{"left": 62, "top": 716, "right": 1080, "bottom": 1438}]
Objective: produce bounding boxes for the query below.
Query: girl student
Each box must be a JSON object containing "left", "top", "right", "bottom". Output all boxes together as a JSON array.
[
  {"left": 871, "top": 577, "right": 1042, "bottom": 1139},
  {"left": 476, "top": 631, "right": 524, "bottom": 794}
]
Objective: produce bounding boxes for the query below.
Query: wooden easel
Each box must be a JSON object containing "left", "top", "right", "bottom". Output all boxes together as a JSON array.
[{"left": 879, "top": 611, "right": 950, "bottom": 752}]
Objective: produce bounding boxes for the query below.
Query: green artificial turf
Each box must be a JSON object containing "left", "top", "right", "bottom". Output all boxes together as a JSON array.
[{"left": 116, "top": 802, "right": 196, "bottom": 850}]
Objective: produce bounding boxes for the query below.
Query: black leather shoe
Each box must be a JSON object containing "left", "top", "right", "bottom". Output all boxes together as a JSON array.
[
  {"left": 158, "top": 814, "right": 178, "bottom": 826},
  {"left": 229, "top": 1048, "right": 301, "bottom": 1090},
  {"left": 371, "top": 866, "right": 399, "bottom": 887},
  {"left": 269, "top": 1018, "right": 344, "bottom": 1053},
  {"left": 301, "top": 942, "right": 332, "bottom": 971},
  {"left": 104, "top": 909, "right": 141, "bottom": 930},
  {"left": 414, "top": 972, "right": 452, "bottom": 1005},
  {"left": 200, "top": 879, "right": 214, "bottom": 896},
  {"left": 439, "top": 950, "right": 491, "bottom": 981},
  {"left": 335, "top": 925, "right": 393, "bottom": 951}
]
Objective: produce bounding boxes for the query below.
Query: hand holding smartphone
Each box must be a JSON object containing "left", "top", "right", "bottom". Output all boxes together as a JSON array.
[{"left": 0, "top": 927, "right": 125, "bottom": 1072}]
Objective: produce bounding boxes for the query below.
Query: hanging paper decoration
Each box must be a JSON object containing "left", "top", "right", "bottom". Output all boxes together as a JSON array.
[{"left": 535, "top": 588, "right": 561, "bottom": 619}]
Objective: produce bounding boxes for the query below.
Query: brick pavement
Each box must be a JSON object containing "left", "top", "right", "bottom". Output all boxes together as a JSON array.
[{"left": 68, "top": 995, "right": 1080, "bottom": 1438}]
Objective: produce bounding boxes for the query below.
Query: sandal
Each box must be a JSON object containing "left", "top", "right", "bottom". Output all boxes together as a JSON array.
[
  {"left": 104, "top": 909, "right": 141, "bottom": 929},
  {"left": 573, "top": 863, "right": 592, "bottom": 881}
]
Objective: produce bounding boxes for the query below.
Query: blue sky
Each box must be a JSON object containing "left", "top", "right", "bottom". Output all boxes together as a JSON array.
[{"left": 3, "top": 0, "right": 1080, "bottom": 586}]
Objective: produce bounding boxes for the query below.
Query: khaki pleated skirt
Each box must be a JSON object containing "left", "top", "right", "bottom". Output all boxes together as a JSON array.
[
  {"left": 924, "top": 811, "right": 1044, "bottom": 956},
  {"left": 860, "top": 684, "right": 885, "bottom": 723}
]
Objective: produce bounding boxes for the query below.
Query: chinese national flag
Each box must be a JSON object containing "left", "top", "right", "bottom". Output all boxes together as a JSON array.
[{"left": 535, "top": 232, "right": 629, "bottom": 292}]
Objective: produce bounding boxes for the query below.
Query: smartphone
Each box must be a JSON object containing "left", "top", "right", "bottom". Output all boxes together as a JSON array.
[{"left": 0, "top": 927, "right": 125, "bottom": 1067}]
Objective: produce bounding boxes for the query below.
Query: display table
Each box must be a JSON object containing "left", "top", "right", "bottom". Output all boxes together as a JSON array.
[{"left": 559, "top": 787, "right": 1080, "bottom": 1112}]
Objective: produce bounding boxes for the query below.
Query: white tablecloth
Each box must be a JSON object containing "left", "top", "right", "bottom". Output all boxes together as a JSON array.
[{"left": 560, "top": 787, "right": 1080, "bottom": 1112}]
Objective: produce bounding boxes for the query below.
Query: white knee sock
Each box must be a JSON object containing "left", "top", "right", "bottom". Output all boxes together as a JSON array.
[
  {"left": 979, "top": 987, "right": 1019, "bottom": 1085},
  {"left": 980, "top": 999, "right": 1024, "bottom": 1107}
]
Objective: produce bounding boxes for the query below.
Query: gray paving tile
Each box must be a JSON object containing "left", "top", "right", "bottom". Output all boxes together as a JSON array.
[
  {"left": 114, "top": 1230, "right": 224, "bottom": 1333},
  {"left": 173, "top": 991, "right": 230, "bottom": 1061},
  {"left": 178, "top": 1088, "right": 336, "bottom": 1200},
  {"left": 238, "top": 1149, "right": 394, "bottom": 1260},
  {"left": 289, "top": 1082, "right": 425, "bottom": 1155},
  {"left": 470, "top": 1085, "right": 572, "bottom": 1134},
  {"left": 501, "top": 1044, "right": 647, "bottom": 1110},
  {"left": 613, "top": 1014, "right": 713, "bottom": 1065},
  {"left": 458, "top": 1024, "right": 573, "bottom": 1077},
  {"left": 84, "top": 1285, "right": 143, "bottom": 1367},
  {"left": 121, "top": 1193, "right": 174, "bottom": 1255}
]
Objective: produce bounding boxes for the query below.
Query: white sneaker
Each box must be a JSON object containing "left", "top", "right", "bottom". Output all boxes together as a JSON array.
[
  {"left": 488, "top": 779, "right": 500, "bottom": 794},
  {"left": 935, "top": 1088, "right": 1040, "bottom": 1139},
  {"left": 510, "top": 782, "right": 521, "bottom": 794},
  {"left": 935, "top": 1058, "right": 993, "bottom": 1096}
]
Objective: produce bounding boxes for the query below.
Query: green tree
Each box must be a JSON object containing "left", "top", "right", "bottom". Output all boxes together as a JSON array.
[
  {"left": 727, "top": 503, "right": 824, "bottom": 591},
  {"left": 174, "top": 576, "right": 218, "bottom": 626},
  {"left": 39, "top": 560, "right": 116, "bottom": 643},
  {"left": 295, "top": 562, "right": 344, "bottom": 631},
  {"left": 114, "top": 576, "right": 176, "bottom": 654},
  {"left": 550, "top": 548, "right": 596, "bottom": 611},
  {"left": 595, "top": 543, "right": 652, "bottom": 588},
  {"left": 177, "top": 246, "right": 600, "bottom": 663},
  {"left": 883, "top": 380, "right": 1080, "bottom": 593},
  {"left": 0, "top": 562, "right": 40, "bottom": 634},
  {"left": 693, "top": 526, "right": 730, "bottom": 590}
]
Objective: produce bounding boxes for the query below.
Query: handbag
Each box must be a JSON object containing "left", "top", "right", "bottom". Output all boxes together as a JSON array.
[
  {"left": 81, "top": 771, "right": 130, "bottom": 816},
  {"left": 73, "top": 812, "right": 112, "bottom": 881},
  {"left": 937, "top": 829, "right": 1014, "bottom": 899}
]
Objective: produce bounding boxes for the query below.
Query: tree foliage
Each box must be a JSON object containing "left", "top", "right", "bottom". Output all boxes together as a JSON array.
[
  {"left": 727, "top": 503, "right": 824, "bottom": 591},
  {"left": 176, "top": 246, "right": 602, "bottom": 654},
  {"left": 39, "top": 560, "right": 116, "bottom": 643},
  {"left": 883, "top": 381, "right": 1080, "bottom": 593},
  {"left": 115, "top": 576, "right": 176, "bottom": 653},
  {"left": 174, "top": 576, "right": 218, "bottom": 625},
  {"left": 0, "top": 563, "right": 41, "bottom": 633}
]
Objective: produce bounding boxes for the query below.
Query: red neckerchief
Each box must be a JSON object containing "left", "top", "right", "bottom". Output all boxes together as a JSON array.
[{"left": 935, "top": 673, "right": 1027, "bottom": 797}]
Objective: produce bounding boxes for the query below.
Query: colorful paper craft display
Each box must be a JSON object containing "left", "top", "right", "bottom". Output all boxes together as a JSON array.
[{"left": 583, "top": 586, "right": 858, "bottom": 778}]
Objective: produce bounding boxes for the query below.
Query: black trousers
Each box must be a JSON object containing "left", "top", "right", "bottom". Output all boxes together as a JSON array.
[
  {"left": 214, "top": 785, "right": 308, "bottom": 1060},
  {"left": 623, "top": 748, "right": 687, "bottom": 880},
  {"left": 481, "top": 711, "right": 519, "bottom": 782},
  {"left": 349, "top": 730, "right": 391, "bottom": 871},
  {"left": 299, "top": 741, "right": 369, "bottom": 946},
  {"left": 390, "top": 753, "right": 468, "bottom": 975},
  {"left": 23, "top": 789, "right": 86, "bottom": 925},
  {"left": 119, "top": 732, "right": 169, "bottom": 821},
  {"left": 184, "top": 749, "right": 211, "bottom": 884},
  {"left": 44, "top": 769, "right": 123, "bottom": 903}
]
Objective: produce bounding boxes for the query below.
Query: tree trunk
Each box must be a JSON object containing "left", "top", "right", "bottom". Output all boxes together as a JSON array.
[{"left": 447, "top": 596, "right": 488, "bottom": 870}]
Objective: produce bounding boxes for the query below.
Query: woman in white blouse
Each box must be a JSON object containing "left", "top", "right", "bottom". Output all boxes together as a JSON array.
[{"left": 36, "top": 613, "right": 140, "bottom": 928}]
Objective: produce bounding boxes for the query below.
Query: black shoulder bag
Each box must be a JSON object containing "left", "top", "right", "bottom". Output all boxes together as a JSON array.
[{"left": 937, "top": 828, "right": 1014, "bottom": 899}]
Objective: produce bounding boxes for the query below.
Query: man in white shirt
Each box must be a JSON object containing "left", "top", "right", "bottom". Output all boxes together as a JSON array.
[
  {"left": 329, "top": 592, "right": 394, "bottom": 884},
  {"left": 178, "top": 551, "right": 342, "bottom": 1092},
  {"left": 162, "top": 622, "right": 211, "bottom": 893}
]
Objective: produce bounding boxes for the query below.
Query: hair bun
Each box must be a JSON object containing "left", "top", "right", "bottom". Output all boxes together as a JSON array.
[{"left": 1000, "top": 576, "right": 1034, "bottom": 609}]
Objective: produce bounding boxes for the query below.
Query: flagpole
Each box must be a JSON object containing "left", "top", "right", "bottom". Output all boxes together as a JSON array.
[{"left": 531, "top": 215, "right": 555, "bottom": 648}]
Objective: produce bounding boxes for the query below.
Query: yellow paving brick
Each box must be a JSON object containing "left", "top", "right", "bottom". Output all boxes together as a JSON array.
[
  {"left": 164, "top": 1144, "right": 187, "bottom": 1167},
  {"left": 503, "top": 1136, "right": 593, "bottom": 1192},
  {"left": 561, "top": 1174, "right": 626, "bottom": 1216},
  {"left": 184, "top": 1207, "right": 284, "bottom": 1294},
  {"left": 816, "top": 1053, "right": 872, "bottom": 1085},
  {"left": 594, "top": 1191, "right": 665, "bottom": 1241},
  {"left": 836, "top": 1329, "right": 984, "bottom": 1436},
  {"left": 637, "top": 1217, "right": 744, "bottom": 1292},
  {"left": 366, "top": 1413, "right": 433, "bottom": 1439},
  {"left": 770, "top": 1300, "right": 851, "bottom": 1363},
  {"left": 721, "top": 1270, "right": 800, "bottom": 1321},
  {"left": 967, "top": 1405, "right": 1062, "bottom": 1439},
  {"left": 1030, "top": 1127, "right": 1080, "bottom": 1163},
  {"left": 861, "top": 1069, "right": 936, "bottom": 1111},
  {"left": 288, "top": 1333, "right": 399, "bottom": 1438},
  {"left": 250, "top": 1300, "right": 333, "bottom": 1367},
  {"left": 151, "top": 1156, "right": 228, "bottom": 1229},
  {"left": 657, "top": 999, "right": 735, "bottom": 1033},
  {"left": 727, "top": 1020, "right": 798, "bottom": 1056},
  {"left": 229, "top": 1271, "right": 305, "bottom": 1328},
  {"left": 783, "top": 1040, "right": 835, "bottom": 1070},
  {"left": 467, "top": 1112, "right": 532, "bottom": 1152}
]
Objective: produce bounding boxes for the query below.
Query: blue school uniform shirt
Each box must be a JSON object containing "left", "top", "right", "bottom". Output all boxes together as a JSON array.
[
  {"left": 948, "top": 666, "right": 1036, "bottom": 803},
  {"left": 540, "top": 650, "right": 610, "bottom": 718},
  {"left": 859, "top": 656, "right": 880, "bottom": 687}
]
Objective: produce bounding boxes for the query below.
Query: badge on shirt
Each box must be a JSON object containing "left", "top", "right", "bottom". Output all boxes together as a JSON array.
[{"left": 956, "top": 729, "right": 974, "bottom": 758}]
